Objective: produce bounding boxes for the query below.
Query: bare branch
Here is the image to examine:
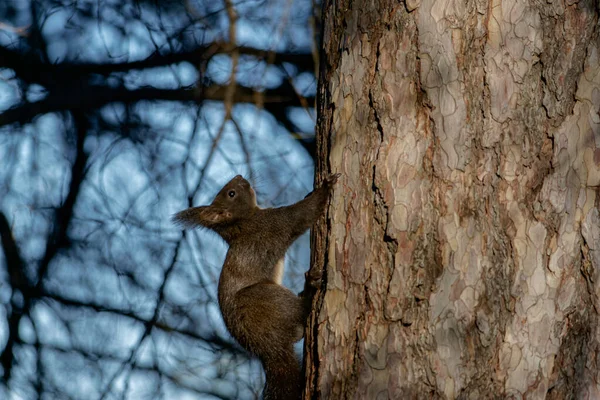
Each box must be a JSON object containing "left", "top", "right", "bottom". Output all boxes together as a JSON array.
[
  {"left": 0, "top": 43, "right": 314, "bottom": 88},
  {"left": 36, "top": 112, "right": 88, "bottom": 286},
  {"left": 0, "top": 84, "right": 314, "bottom": 127},
  {"left": 0, "top": 212, "right": 28, "bottom": 382}
]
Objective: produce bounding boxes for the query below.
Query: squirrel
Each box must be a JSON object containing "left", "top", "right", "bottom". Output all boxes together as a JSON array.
[{"left": 173, "top": 173, "right": 340, "bottom": 400}]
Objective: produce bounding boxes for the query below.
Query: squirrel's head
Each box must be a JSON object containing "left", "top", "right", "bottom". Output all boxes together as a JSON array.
[
  {"left": 172, "top": 175, "right": 257, "bottom": 231},
  {"left": 210, "top": 175, "right": 257, "bottom": 215}
]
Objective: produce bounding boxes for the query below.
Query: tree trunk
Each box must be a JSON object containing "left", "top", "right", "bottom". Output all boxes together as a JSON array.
[{"left": 305, "top": 0, "right": 600, "bottom": 399}]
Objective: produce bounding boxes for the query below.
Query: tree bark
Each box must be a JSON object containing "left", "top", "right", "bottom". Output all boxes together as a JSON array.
[{"left": 306, "top": 0, "right": 600, "bottom": 399}]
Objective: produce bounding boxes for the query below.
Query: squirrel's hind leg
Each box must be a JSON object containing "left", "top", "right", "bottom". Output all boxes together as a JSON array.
[
  {"left": 233, "top": 282, "right": 305, "bottom": 353},
  {"left": 232, "top": 282, "right": 305, "bottom": 400}
]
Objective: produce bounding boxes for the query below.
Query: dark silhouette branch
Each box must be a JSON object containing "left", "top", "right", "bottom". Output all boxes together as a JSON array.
[
  {"left": 30, "top": 342, "right": 238, "bottom": 399},
  {"left": 97, "top": 239, "right": 199, "bottom": 400},
  {"left": 264, "top": 102, "right": 316, "bottom": 155},
  {"left": 41, "top": 291, "right": 239, "bottom": 354},
  {"left": 0, "top": 84, "right": 315, "bottom": 130},
  {"left": 0, "top": 112, "right": 88, "bottom": 384},
  {"left": 0, "top": 42, "right": 317, "bottom": 155},
  {"left": 0, "top": 43, "right": 314, "bottom": 88},
  {"left": 0, "top": 212, "right": 28, "bottom": 382},
  {"left": 35, "top": 112, "right": 88, "bottom": 287}
]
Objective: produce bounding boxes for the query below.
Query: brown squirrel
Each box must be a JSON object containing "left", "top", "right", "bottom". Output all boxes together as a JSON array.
[{"left": 173, "top": 173, "right": 340, "bottom": 400}]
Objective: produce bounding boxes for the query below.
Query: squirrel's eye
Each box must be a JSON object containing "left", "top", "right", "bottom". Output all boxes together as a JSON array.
[{"left": 228, "top": 190, "right": 236, "bottom": 198}]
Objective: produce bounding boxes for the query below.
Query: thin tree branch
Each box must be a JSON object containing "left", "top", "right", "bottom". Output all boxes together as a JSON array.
[
  {"left": 0, "top": 212, "right": 28, "bottom": 382},
  {"left": 0, "top": 112, "right": 88, "bottom": 384},
  {"left": 35, "top": 112, "right": 88, "bottom": 286},
  {"left": 41, "top": 292, "right": 239, "bottom": 354},
  {"left": 35, "top": 342, "right": 237, "bottom": 399},
  {"left": 0, "top": 84, "right": 314, "bottom": 128},
  {"left": 0, "top": 43, "right": 314, "bottom": 87}
]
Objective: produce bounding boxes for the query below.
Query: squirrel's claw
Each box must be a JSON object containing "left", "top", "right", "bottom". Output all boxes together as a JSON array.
[{"left": 325, "top": 173, "right": 341, "bottom": 186}]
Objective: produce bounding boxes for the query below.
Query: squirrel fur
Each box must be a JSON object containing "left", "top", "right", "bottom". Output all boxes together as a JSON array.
[{"left": 173, "top": 173, "right": 340, "bottom": 400}]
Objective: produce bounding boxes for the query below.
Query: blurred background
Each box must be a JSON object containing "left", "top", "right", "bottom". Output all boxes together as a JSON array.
[{"left": 0, "top": 0, "right": 319, "bottom": 398}]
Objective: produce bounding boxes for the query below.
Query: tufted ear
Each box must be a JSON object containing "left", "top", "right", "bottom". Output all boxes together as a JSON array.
[
  {"left": 201, "top": 208, "right": 232, "bottom": 224},
  {"left": 172, "top": 206, "right": 232, "bottom": 229}
]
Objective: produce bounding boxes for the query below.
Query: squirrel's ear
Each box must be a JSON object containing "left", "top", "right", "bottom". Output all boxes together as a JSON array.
[
  {"left": 172, "top": 206, "right": 205, "bottom": 228},
  {"left": 172, "top": 206, "right": 231, "bottom": 228},
  {"left": 201, "top": 208, "right": 232, "bottom": 224}
]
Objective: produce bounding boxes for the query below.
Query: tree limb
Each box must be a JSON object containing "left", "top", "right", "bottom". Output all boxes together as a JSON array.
[
  {"left": 0, "top": 84, "right": 315, "bottom": 128},
  {"left": 0, "top": 43, "right": 314, "bottom": 87},
  {"left": 0, "top": 212, "right": 28, "bottom": 382}
]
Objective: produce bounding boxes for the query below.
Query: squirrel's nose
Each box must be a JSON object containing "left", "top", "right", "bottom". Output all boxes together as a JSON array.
[{"left": 233, "top": 175, "right": 245, "bottom": 185}]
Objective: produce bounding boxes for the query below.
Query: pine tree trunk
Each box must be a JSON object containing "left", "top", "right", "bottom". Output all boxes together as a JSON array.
[{"left": 305, "top": 1, "right": 600, "bottom": 398}]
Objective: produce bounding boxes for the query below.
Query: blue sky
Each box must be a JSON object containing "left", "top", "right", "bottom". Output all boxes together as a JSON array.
[{"left": 0, "top": 0, "right": 318, "bottom": 398}]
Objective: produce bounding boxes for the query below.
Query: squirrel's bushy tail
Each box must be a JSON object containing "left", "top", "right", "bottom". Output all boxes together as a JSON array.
[{"left": 261, "top": 347, "right": 302, "bottom": 400}]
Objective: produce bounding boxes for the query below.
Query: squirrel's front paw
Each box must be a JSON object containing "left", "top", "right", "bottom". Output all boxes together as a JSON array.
[{"left": 306, "top": 267, "right": 323, "bottom": 289}]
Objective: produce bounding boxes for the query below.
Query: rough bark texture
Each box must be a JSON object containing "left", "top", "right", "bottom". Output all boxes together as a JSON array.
[{"left": 305, "top": 0, "right": 600, "bottom": 399}]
